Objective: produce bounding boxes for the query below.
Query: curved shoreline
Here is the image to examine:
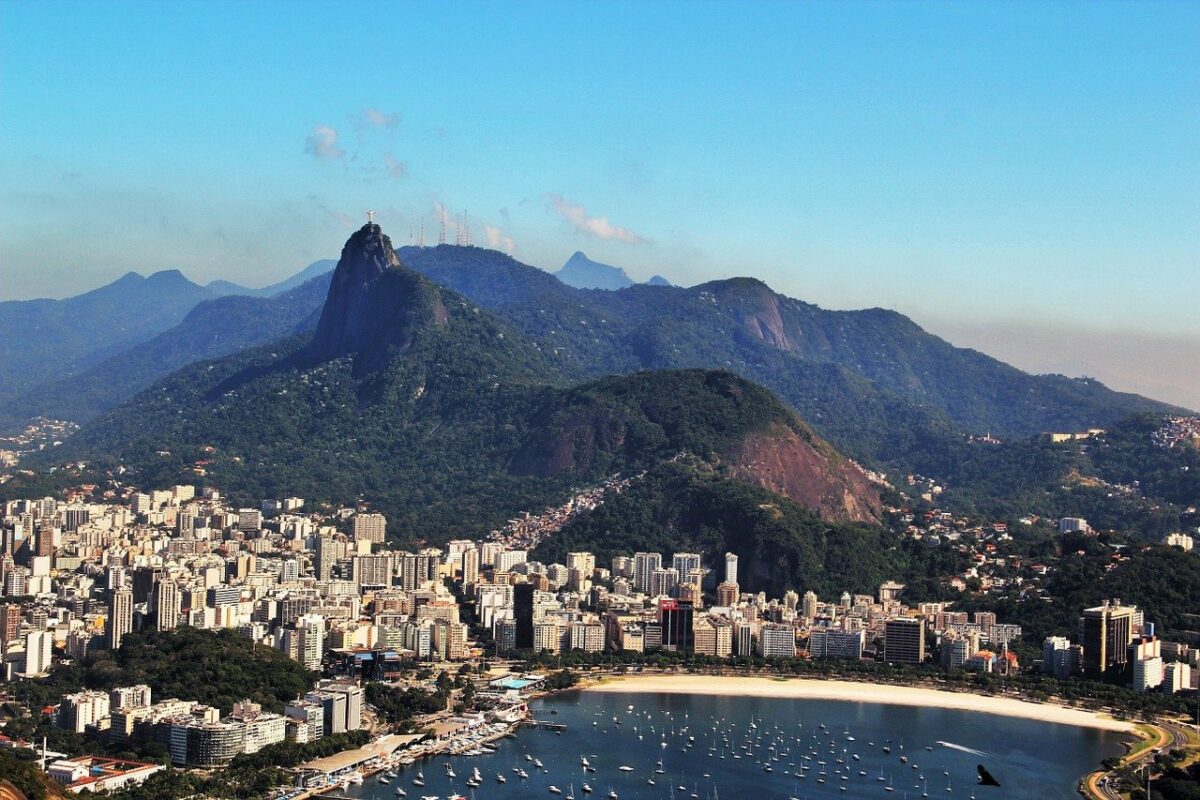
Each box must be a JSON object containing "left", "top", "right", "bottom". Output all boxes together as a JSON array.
[{"left": 584, "top": 674, "right": 1135, "bottom": 733}]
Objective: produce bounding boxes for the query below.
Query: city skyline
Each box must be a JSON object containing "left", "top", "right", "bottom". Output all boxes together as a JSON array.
[{"left": 2, "top": 4, "right": 1198, "bottom": 797}]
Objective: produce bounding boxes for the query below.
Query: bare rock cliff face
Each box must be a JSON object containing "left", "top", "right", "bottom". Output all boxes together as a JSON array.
[
  {"left": 306, "top": 223, "right": 447, "bottom": 373},
  {"left": 725, "top": 422, "right": 882, "bottom": 524},
  {"left": 705, "top": 277, "right": 796, "bottom": 353}
]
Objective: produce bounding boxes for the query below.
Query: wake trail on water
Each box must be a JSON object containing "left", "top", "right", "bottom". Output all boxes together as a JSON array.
[{"left": 936, "top": 741, "right": 988, "bottom": 757}]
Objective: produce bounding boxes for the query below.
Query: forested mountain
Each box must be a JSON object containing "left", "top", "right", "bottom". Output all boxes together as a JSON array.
[
  {"left": 0, "top": 269, "right": 227, "bottom": 403},
  {"left": 0, "top": 273, "right": 333, "bottom": 428},
  {"left": 6, "top": 244, "right": 1179, "bottom": 458},
  {"left": 39, "top": 225, "right": 880, "bottom": 545},
  {"left": 8, "top": 240, "right": 1191, "bottom": 550},
  {"left": 1086, "top": 414, "right": 1200, "bottom": 507},
  {"left": 398, "top": 245, "right": 1182, "bottom": 443},
  {"left": 389, "top": 246, "right": 1200, "bottom": 535},
  {"left": 537, "top": 459, "right": 899, "bottom": 598}
]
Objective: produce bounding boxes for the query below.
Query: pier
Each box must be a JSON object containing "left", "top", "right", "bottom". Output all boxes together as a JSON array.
[{"left": 525, "top": 718, "right": 568, "bottom": 731}]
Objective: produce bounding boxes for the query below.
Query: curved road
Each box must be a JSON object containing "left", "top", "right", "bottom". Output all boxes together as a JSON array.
[{"left": 1083, "top": 721, "right": 1193, "bottom": 800}]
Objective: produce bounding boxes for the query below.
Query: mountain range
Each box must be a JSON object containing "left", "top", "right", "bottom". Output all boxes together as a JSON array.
[
  {"left": 0, "top": 263, "right": 334, "bottom": 429},
  {"left": 205, "top": 259, "right": 335, "bottom": 298},
  {"left": 3, "top": 240, "right": 1186, "bottom": 480},
  {"left": 5, "top": 225, "right": 1194, "bottom": 585},
  {"left": 0, "top": 269, "right": 221, "bottom": 405},
  {"left": 397, "top": 246, "right": 1181, "bottom": 441},
  {"left": 0, "top": 273, "right": 333, "bottom": 428},
  {"left": 38, "top": 225, "right": 881, "bottom": 563}
]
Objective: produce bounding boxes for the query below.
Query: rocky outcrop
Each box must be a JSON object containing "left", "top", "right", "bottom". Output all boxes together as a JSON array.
[
  {"left": 724, "top": 422, "right": 881, "bottom": 523},
  {"left": 701, "top": 277, "right": 796, "bottom": 353},
  {"left": 306, "top": 223, "right": 447, "bottom": 374}
]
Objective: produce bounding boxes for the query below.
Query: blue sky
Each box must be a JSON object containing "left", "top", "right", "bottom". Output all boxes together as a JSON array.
[{"left": 2, "top": 1, "right": 1198, "bottom": 397}]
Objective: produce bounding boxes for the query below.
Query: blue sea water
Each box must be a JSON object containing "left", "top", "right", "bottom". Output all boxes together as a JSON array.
[{"left": 340, "top": 690, "right": 1126, "bottom": 800}]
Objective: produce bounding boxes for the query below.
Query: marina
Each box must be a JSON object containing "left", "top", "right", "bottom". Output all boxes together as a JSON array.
[{"left": 328, "top": 690, "right": 1126, "bottom": 800}]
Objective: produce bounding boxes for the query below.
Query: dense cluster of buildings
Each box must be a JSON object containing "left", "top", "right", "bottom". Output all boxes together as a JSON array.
[
  {"left": 0, "top": 484, "right": 1023, "bottom": 683},
  {"left": 56, "top": 678, "right": 362, "bottom": 767},
  {"left": 2, "top": 480, "right": 1196, "bottom": 783},
  {"left": 1041, "top": 600, "right": 1199, "bottom": 695},
  {"left": 1151, "top": 415, "right": 1200, "bottom": 449}
]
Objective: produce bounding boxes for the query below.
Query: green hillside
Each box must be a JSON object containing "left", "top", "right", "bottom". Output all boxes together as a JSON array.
[{"left": 33, "top": 226, "right": 878, "bottom": 543}]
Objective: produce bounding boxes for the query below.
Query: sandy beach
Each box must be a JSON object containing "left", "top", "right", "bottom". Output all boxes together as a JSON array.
[{"left": 587, "top": 674, "right": 1135, "bottom": 733}]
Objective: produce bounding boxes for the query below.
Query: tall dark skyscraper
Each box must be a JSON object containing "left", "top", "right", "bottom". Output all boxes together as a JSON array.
[
  {"left": 883, "top": 617, "right": 926, "bottom": 665},
  {"left": 659, "top": 598, "right": 694, "bottom": 652},
  {"left": 132, "top": 566, "right": 162, "bottom": 605},
  {"left": 514, "top": 583, "right": 535, "bottom": 650},
  {"left": 1081, "top": 601, "right": 1137, "bottom": 678}
]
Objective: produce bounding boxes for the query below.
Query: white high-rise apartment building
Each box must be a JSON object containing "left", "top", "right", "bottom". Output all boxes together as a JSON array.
[
  {"left": 672, "top": 552, "right": 702, "bottom": 583},
  {"left": 724, "top": 552, "right": 738, "bottom": 586},
  {"left": 633, "top": 552, "right": 662, "bottom": 594},
  {"left": 156, "top": 580, "right": 180, "bottom": 631},
  {"left": 296, "top": 614, "right": 325, "bottom": 670},
  {"left": 23, "top": 630, "right": 52, "bottom": 675},
  {"left": 109, "top": 588, "right": 133, "bottom": 651},
  {"left": 494, "top": 549, "right": 528, "bottom": 574},
  {"left": 1133, "top": 656, "right": 1164, "bottom": 692}
]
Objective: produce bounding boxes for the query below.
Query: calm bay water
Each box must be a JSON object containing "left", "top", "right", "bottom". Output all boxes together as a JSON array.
[{"left": 340, "top": 690, "right": 1126, "bottom": 800}]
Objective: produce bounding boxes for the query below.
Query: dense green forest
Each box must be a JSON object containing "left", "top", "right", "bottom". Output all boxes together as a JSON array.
[
  {"left": 10, "top": 628, "right": 315, "bottom": 716},
  {"left": 1088, "top": 414, "right": 1200, "bottom": 507},
  {"left": 365, "top": 680, "right": 446, "bottom": 725},
  {"left": 922, "top": 442, "right": 1184, "bottom": 533},
  {"left": 1141, "top": 761, "right": 1200, "bottom": 800}
]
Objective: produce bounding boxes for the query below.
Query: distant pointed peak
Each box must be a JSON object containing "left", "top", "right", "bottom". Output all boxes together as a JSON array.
[{"left": 556, "top": 251, "right": 634, "bottom": 290}]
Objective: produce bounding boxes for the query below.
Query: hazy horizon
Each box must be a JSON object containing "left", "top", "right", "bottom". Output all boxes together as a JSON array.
[{"left": 5, "top": 233, "right": 1197, "bottom": 414}]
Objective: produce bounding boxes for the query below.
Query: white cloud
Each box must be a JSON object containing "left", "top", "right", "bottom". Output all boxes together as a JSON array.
[
  {"left": 484, "top": 223, "right": 517, "bottom": 254},
  {"left": 384, "top": 153, "right": 406, "bottom": 179},
  {"left": 546, "top": 193, "right": 647, "bottom": 244},
  {"left": 358, "top": 107, "right": 400, "bottom": 129},
  {"left": 305, "top": 125, "right": 345, "bottom": 160}
]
